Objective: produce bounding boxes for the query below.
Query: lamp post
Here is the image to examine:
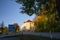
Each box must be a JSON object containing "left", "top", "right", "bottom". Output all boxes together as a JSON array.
[{"left": 50, "top": 30, "right": 52, "bottom": 40}]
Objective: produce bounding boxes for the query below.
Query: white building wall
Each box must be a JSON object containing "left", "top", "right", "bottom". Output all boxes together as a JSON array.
[{"left": 21, "top": 22, "right": 34, "bottom": 31}]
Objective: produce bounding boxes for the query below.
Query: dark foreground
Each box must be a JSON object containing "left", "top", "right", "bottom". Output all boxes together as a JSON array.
[{"left": 0, "top": 34, "right": 60, "bottom": 40}]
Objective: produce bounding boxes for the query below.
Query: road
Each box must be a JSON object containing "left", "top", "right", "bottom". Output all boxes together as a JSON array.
[
  {"left": 0, "top": 32, "right": 60, "bottom": 40},
  {"left": 0, "top": 36, "right": 20, "bottom": 40}
]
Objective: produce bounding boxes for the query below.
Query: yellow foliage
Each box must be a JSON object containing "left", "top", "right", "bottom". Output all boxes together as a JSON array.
[
  {"left": 14, "top": 23, "right": 20, "bottom": 32},
  {"left": 35, "top": 15, "right": 48, "bottom": 22},
  {"left": 3, "top": 27, "right": 8, "bottom": 34}
]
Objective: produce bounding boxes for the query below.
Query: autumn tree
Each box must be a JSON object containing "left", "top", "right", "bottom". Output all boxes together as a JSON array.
[
  {"left": 3, "top": 26, "right": 8, "bottom": 34},
  {"left": 14, "top": 23, "right": 20, "bottom": 32},
  {"left": 34, "top": 0, "right": 58, "bottom": 32},
  {"left": 34, "top": 14, "right": 48, "bottom": 32}
]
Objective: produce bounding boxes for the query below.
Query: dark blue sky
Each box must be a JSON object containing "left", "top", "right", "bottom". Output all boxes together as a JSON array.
[{"left": 0, "top": 0, "right": 35, "bottom": 27}]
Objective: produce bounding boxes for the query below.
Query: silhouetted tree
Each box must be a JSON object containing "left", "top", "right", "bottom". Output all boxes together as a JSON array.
[
  {"left": 56, "top": 0, "right": 60, "bottom": 20},
  {"left": 16, "top": 0, "right": 52, "bottom": 16}
]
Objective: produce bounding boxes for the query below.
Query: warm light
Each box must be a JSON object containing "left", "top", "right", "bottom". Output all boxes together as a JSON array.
[{"left": 21, "top": 21, "right": 34, "bottom": 31}]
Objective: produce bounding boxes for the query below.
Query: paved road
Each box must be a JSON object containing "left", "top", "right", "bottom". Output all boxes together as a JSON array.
[
  {"left": 0, "top": 32, "right": 60, "bottom": 40},
  {"left": 0, "top": 36, "right": 20, "bottom": 40}
]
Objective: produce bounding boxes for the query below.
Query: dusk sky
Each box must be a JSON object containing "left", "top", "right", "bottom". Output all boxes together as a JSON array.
[{"left": 0, "top": 0, "right": 35, "bottom": 27}]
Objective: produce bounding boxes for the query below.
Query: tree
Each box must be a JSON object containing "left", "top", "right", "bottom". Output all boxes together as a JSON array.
[
  {"left": 14, "top": 23, "right": 20, "bottom": 32},
  {"left": 34, "top": 12, "right": 58, "bottom": 32},
  {"left": 16, "top": 0, "right": 60, "bottom": 20},
  {"left": 16, "top": 0, "right": 52, "bottom": 16},
  {"left": 34, "top": 0, "right": 58, "bottom": 32},
  {"left": 34, "top": 14, "right": 48, "bottom": 32},
  {"left": 56, "top": 0, "right": 60, "bottom": 20},
  {"left": 3, "top": 27, "right": 8, "bottom": 34}
]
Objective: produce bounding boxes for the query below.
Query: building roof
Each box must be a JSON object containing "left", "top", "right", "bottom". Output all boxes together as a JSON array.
[
  {"left": 26, "top": 20, "right": 32, "bottom": 22},
  {"left": 23, "top": 20, "right": 32, "bottom": 23},
  {"left": 24, "top": 22, "right": 26, "bottom": 23}
]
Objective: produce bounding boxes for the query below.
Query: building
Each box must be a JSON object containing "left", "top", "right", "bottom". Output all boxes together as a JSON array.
[{"left": 21, "top": 20, "right": 35, "bottom": 32}]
